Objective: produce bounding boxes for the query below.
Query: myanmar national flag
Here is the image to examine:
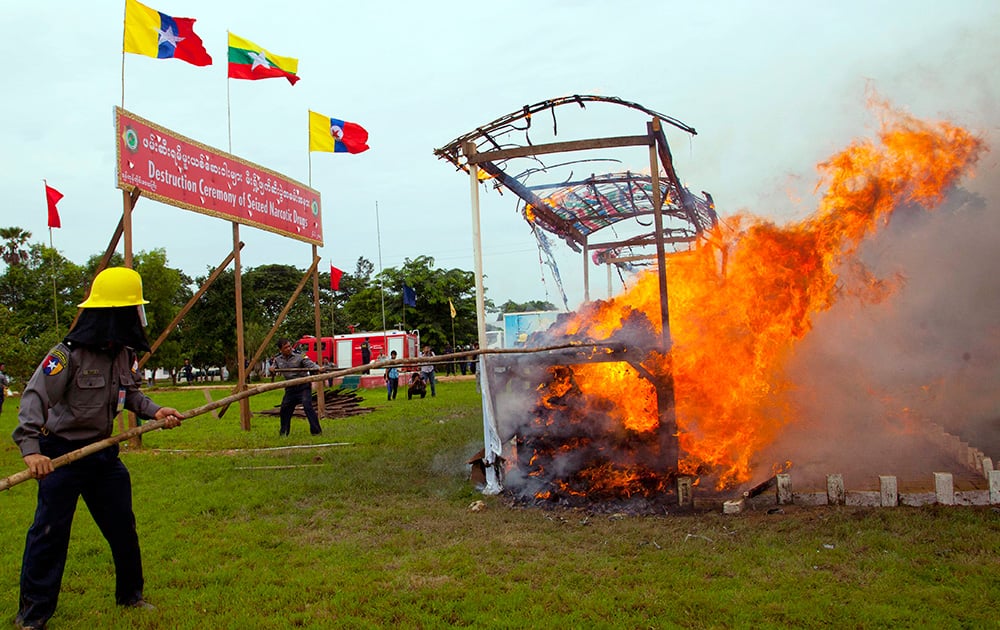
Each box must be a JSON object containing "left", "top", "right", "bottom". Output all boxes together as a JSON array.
[
  {"left": 309, "top": 111, "right": 369, "bottom": 154},
  {"left": 123, "top": 0, "right": 212, "bottom": 66},
  {"left": 228, "top": 33, "right": 299, "bottom": 85}
]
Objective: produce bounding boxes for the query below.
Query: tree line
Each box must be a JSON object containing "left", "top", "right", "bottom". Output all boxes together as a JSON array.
[{"left": 0, "top": 226, "right": 553, "bottom": 386}]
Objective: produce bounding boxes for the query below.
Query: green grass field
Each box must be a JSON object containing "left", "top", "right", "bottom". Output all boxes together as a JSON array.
[{"left": 1, "top": 379, "right": 998, "bottom": 629}]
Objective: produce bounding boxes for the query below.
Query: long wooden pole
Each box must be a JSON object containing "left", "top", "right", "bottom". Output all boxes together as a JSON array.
[{"left": 0, "top": 342, "right": 605, "bottom": 492}]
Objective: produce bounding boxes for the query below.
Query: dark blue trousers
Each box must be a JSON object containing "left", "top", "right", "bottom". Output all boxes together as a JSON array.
[
  {"left": 279, "top": 383, "right": 322, "bottom": 435},
  {"left": 19, "top": 437, "right": 144, "bottom": 627}
]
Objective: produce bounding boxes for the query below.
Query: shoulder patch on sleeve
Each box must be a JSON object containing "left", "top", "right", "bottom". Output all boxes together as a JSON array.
[{"left": 42, "top": 348, "right": 68, "bottom": 376}]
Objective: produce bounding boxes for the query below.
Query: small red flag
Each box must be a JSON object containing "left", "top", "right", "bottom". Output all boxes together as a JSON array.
[
  {"left": 45, "top": 184, "right": 64, "bottom": 228},
  {"left": 329, "top": 264, "right": 343, "bottom": 291}
]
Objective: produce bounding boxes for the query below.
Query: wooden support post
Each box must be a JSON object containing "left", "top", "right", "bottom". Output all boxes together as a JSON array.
[
  {"left": 879, "top": 475, "right": 898, "bottom": 507},
  {"left": 647, "top": 118, "right": 678, "bottom": 473},
  {"left": 123, "top": 189, "right": 134, "bottom": 268},
  {"left": 934, "top": 472, "right": 955, "bottom": 505},
  {"left": 464, "top": 142, "right": 499, "bottom": 495},
  {"left": 582, "top": 237, "right": 589, "bottom": 303},
  {"left": 121, "top": 188, "right": 141, "bottom": 447},
  {"left": 677, "top": 476, "right": 692, "bottom": 507},
  {"left": 233, "top": 223, "right": 251, "bottom": 430},
  {"left": 311, "top": 244, "right": 325, "bottom": 418},
  {"left": 826, "top": 474, "right": 845, "bottom": 505},
  {"left": 989, "top": 470, "right": 1000, "bottom": 505},
  {"left": 776, "top": 474, "right": 793, "bottom": 505}
]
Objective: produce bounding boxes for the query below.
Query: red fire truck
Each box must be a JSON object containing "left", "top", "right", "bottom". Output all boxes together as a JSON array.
[{"left": 296, "top": 329, "right": 420, "bottom": 371}]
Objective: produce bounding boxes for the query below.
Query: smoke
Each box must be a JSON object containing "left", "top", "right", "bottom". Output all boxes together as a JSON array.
[{"left": 760, "top": 184, "right": 1000, "bottom": 488}]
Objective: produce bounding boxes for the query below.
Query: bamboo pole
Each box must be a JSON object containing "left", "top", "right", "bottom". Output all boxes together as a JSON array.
[{"left": 0, "top": 342, "right": 609, "bottom": 492}]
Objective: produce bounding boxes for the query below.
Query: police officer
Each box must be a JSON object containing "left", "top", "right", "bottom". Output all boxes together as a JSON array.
[
  {"left": 273, "top": 338, "right": 323, "bottom": 436},
  {"left": 12, "top": 267, "right": 182, "bottom": 630}
]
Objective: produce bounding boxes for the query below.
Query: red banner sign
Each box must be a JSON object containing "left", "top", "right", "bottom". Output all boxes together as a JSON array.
[{"left": 115, "top": 107, "right": 323, "bottom": 245}]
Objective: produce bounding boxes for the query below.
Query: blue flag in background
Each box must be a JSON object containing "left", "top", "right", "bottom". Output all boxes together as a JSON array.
[{"left": 402, "top": 284, "right": 416, "bottom": 307}]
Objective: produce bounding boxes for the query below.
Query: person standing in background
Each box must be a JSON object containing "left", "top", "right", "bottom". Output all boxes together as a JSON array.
[
  {"left": 272, "top": 338, "right": 324, "bottom": 437},
  {"left": 384, "top": 350, "right": 399, "bottom": 400},
  {"left": 360, "top": 337, "right": 371, "bottom": 374},
  {"left": 420, "top": 346, "right": 437, "bottom": 397}
]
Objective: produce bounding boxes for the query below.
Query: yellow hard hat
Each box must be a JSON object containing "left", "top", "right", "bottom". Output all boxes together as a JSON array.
[{"left": 78, "top": 267, "right": 149, "bottom": 308}]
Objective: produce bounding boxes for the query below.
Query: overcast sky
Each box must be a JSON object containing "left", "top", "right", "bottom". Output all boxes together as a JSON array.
[{"left": 2, "top": 1, "right": 997, "bottom": 310}]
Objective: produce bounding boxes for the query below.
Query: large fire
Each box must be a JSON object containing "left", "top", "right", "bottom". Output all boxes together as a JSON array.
[{"left": 515, "top": 100, "right": 985, "bottom": 499}]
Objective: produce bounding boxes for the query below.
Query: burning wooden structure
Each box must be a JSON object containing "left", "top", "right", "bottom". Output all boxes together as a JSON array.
[
  {"left": 436, "top": 95, "right": 717, "bottom": 500},
  {"left": 438, "top": 95, "right": 997, "bottom": 511}
]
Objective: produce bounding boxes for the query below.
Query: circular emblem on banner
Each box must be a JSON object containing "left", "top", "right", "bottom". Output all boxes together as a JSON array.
[
  {"left": 311, "top": 200, "right": 319, "bottom": 216},
  {"left": 123, "top": 127, "right": 139, "bottom": 153}
]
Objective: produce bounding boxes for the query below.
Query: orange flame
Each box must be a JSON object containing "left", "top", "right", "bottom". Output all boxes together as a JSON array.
[{"left": 527, "top": 101, "right": 984, "bottom": 494}]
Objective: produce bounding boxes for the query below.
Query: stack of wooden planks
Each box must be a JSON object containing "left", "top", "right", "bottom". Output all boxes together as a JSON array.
[{"left": 258, "top": 387, "right": 374, "bottom": 419}]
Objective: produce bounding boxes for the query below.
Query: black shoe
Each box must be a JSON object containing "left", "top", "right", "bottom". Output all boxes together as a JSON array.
[
  {"left": 122, "top": 599, "right": 156, "bottom": 610},
  {"left": 14, "top": 616, "right": 43, "bottom": 630},
  {"left": 310, "top": 430, "right": 323, "bottom": 436}
]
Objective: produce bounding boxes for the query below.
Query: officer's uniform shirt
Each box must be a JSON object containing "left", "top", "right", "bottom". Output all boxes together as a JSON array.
[
  {"left": 13, "top": 342, "right": 161, "bottom": 457},
  {"left": 272, "top": 351, "right": 321, "bottom": 380}
]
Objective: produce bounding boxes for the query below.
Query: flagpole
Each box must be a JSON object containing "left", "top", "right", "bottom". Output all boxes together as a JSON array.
[
  {"left": 224, "top": 31, "right": 251, "bottom": 430},
  {"left": 46, "top": 179, "right": 58, "bottom": 329},
  {"left": 120, "top": 0, "right": 126, "bottom": 109},
  {"left": 375, "top": 201, "right": 388, "bottom": 347},
  {"left": 329, "top": 261, "right": 336, "bottom": 340},
  {"left": 226, "top": 32, "right": 232, "bottom": 152}
]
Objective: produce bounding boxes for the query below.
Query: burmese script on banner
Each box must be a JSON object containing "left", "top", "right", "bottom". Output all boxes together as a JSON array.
[{"left": 115, "top": 107, "right": 323, "bottom": 245}]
